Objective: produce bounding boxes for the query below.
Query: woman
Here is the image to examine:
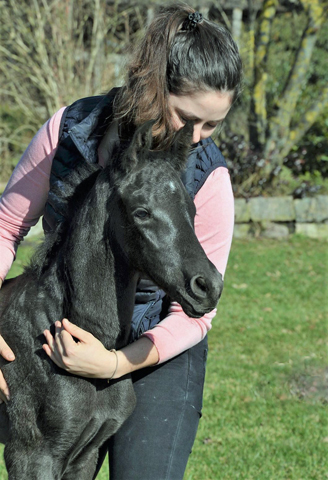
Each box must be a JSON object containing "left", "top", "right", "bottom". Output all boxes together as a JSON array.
[{"left": 0, "top": 4, "right": 242, "bottom": 479}]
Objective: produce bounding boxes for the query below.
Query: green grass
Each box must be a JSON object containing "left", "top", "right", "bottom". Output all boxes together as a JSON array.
[{"left": 0, "top": 236, "right": 327, "bottom": 479}]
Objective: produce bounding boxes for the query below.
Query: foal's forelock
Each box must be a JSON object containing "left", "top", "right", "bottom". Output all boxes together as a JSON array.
[{"left": 116, "top": 120, "right": 194, "bottom": 176}]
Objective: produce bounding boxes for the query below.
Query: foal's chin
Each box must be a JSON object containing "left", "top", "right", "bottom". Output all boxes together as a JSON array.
[
  {"left": 174, "top": 293, "right": 217, "bottom": 319},
  {"left": 181, "top": 304, "right": 214, "bottom": 319}
]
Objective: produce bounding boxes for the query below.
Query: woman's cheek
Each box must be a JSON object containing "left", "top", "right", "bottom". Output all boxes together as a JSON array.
[{"left": 171, "top": 113, "right": 184, "bottom": 131}]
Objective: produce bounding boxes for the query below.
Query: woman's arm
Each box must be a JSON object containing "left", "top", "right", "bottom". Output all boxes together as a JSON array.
[{"left": 0, "top": 107, "right": 65, "bottom": 282}]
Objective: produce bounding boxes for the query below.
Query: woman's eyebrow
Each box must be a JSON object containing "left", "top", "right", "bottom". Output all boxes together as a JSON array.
[{"left": 176, "top": 108, "right": 222, "bottom": 123}]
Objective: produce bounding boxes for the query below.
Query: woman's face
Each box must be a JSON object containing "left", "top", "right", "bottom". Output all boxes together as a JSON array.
[{"left": 168, "top": 90, "right": 233, "bottom": 144}]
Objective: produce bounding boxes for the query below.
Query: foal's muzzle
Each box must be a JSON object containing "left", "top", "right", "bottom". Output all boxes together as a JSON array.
[{"left": 178, "top": 270, "right": 224, "bottom": 318}]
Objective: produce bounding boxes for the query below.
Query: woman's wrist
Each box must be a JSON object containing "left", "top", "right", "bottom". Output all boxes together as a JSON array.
[
  {"left": 97, "top": 349, "right": 120, "bottom": 380},
  {"left": 108, "top": 337, "right": 159, "bottom": 380},
  {"left": 107, "top": 349, "right": 119, "bottom": 381}
]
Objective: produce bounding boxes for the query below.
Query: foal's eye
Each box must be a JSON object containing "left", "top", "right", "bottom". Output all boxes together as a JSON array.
[{"left": 133, "top": 208, "right": 150, "bottom": 219}]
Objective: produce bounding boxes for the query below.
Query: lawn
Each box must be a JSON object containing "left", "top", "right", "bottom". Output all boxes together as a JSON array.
[{"left": 0, "top": 235, "right": 327, "bottom": 479}]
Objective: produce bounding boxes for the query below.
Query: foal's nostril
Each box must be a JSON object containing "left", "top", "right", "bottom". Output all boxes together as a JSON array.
[{"left": 190, "top": 275, "right": 208, "bottom": 299}]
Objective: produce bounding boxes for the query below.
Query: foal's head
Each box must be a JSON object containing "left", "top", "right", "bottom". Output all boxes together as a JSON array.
[{"left": 107, "top": 121, "right": 223, "bottom": 318}]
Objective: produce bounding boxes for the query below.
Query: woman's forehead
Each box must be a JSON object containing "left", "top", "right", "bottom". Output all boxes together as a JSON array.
[{"left": 168, "top": 91, "right": 233, "bottom": 122}]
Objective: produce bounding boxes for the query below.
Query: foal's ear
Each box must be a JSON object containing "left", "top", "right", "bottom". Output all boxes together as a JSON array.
[
  {"left": 121, "top": 120, "right": 155, "bottom": 171},
  {"left": 169, "top": 121, "right": 193, "bottom": 171}
]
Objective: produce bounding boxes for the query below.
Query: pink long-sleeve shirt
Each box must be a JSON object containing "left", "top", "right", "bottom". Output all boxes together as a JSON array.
[{"left": 0, "top": 108, "right": 234, "bottom": 363}]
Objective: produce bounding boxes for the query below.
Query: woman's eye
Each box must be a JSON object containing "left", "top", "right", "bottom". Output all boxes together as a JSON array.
[{"left": 134, "top": 208, "right": 150, "bottom": 219}]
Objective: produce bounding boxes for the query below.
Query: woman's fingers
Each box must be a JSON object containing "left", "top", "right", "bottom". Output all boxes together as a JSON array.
[
  {"left": 44, "top": 328, "right": 56, "bottom": 349},
  {"left": 54, "top": 321, "right": 67, "bottom": 354},
  {"left": 43, "top": 321, "right": 76, "bottom": 369},
  {"left": 0, "top": 370, "right": 10, "bottom": 404},
  {"left": 0, "top": 335, "right": 15, "bottom": 361},
  {"left": 43, "top": 326, "right": 66, "bottom": 367},
  {"left": 0, "top": 335, "right": 14, "bottom": 404},
  {"left": 43, "top": 329, "right": 56, "bottom": 356},
  {"left": 61, "top": 318, "right": 91, "bottom": 343}
]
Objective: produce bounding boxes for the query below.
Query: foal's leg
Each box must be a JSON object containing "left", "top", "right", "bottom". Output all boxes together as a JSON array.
[
  {"left": 62, "top": 419, "right": 122, "bottom": 480},
  {"left": 62, "top": 451, "right": 99, "bottom": 480},
  {"left": 5, "top": 446, "right": 56, "bottom": 480}
]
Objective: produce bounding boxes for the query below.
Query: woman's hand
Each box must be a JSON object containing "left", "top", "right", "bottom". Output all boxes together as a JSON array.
[
  {"left": 43, "top": 319, "right": 118, "bottom": 380},
  {"left": 0, "top": 278, "right": 14, "bottom": 404},
  {"left": 0, "top": 335, "right": 15, "bottom": 404}
]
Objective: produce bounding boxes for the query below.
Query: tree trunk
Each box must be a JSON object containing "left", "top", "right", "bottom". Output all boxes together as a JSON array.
[
  {"left": 232, "top": 8, "right": 243, "bottom": 46},
  {"left": 250, "top": 0, "right": 278, "bottom": 148},
  {"left": 264, "top": 0, "right": 325, "bottom": 166}
]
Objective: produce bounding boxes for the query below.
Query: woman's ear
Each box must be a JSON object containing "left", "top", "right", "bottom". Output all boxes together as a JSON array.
[{"left": 169, "top": 121, "right": 194, "bottom": 171}]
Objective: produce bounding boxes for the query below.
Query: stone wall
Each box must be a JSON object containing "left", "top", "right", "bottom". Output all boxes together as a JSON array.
[{"left": 234, "top": 195, "right": 328, "bottom": 239}]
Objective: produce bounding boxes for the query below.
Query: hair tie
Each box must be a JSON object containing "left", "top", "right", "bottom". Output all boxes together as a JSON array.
[{"left": 181, "top": 11, "right": 203, "bottom": 31}]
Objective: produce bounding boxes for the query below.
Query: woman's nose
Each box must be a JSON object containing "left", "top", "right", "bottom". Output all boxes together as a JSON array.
[{"left": 192, "top": 126, "right": 202, "bottom": 144}]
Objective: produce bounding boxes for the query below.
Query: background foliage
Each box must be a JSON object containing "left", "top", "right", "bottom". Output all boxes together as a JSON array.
[
  {"left": 218, "top": 0, "right": 328, "bottom": 197},
  {"left": 0, "top": 0, "right": 327, "bottom": 197}
]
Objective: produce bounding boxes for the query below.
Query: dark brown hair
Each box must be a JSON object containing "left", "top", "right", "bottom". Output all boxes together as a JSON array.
[{"left": 114, "top": 3, "right": 242, "bottom": 149}]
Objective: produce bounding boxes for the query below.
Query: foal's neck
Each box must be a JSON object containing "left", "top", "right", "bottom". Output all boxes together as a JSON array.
[{"left": 59, "top": 177, "right": 137, "bottom": 349}]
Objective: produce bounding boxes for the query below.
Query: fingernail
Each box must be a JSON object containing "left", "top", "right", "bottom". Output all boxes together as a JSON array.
[{"left": 8, "top": 354, "right": 15, "bottom": 361}]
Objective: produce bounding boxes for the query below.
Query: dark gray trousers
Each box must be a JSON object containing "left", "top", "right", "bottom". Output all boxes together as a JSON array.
[{"left": 94, "top": 336, "right": 208, "bottom": 480}]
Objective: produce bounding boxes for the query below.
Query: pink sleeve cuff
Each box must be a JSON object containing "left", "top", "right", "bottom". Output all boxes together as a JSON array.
[{"left": 142, "top": 307, "right": 216, "bottom": 363}]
